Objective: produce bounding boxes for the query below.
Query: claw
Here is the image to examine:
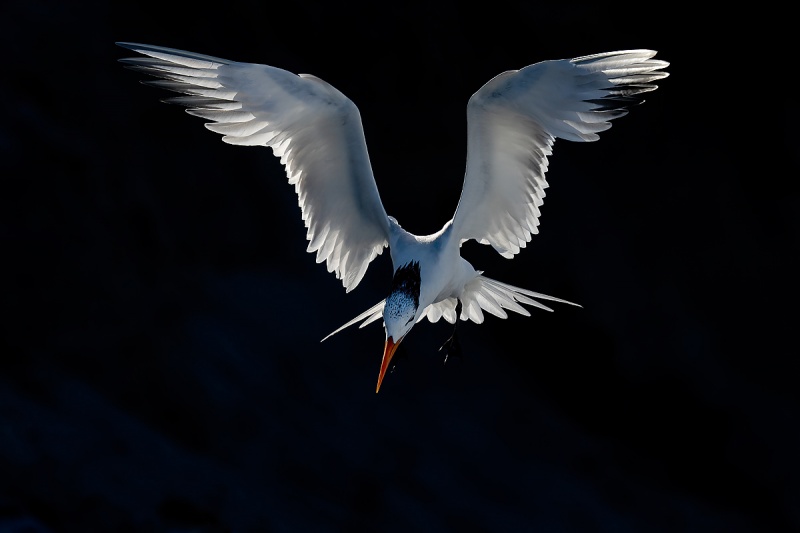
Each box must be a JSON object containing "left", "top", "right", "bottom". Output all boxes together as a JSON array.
[
  {"left": 440, "top": 300, "right": 463, "bottom": 364},
  {"left": 439, "top": 329, "right": 462, "bottom": 364}
]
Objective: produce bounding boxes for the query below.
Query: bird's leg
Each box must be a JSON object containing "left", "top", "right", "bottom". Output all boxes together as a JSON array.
[{"left": 439, "top": 300, "right": 463, "bottom": 364}]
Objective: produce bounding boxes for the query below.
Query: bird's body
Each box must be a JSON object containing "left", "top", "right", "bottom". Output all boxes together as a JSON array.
[
  {"left": 117, "top": 43, "right": 669, "bottom": 392},
  {"left": 388, "top": 220, "right": 466, "bottom": 321}
]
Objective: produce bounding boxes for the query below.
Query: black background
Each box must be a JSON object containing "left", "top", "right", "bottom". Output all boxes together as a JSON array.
[{"left": 2, "top": 2, "right": 798, "bottom": 532}]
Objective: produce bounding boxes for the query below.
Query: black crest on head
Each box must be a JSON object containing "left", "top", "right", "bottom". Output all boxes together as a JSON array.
[{"left": 390, "top": 261, "right": 421, "bottom": 308}]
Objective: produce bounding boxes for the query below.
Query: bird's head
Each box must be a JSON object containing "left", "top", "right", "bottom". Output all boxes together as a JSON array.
[{"left": 376, "top": 261, "right": 421, "bottom": 393}]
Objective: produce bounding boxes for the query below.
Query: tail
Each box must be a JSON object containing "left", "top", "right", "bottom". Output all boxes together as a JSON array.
[
  {"left": 321, "top": 274, "right": 580, "bottom": 341},
  {"left": 421, "top": 275, "right": 581, "bottom": 325},
  {"left": 321, "top": 300, "right": 385, "bottom": 342}
]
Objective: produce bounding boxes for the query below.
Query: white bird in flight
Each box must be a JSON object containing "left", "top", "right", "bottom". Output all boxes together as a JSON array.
[{"left": 117, "top": 42, "right": 669, "bottom": 392}]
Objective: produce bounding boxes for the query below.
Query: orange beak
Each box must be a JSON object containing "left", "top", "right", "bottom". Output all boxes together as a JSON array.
[{"left": 376, "top": 336, "right": 402, "bottom": 393}]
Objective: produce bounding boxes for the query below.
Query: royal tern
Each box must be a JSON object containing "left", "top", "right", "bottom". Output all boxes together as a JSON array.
[{"left": 116, "top": 42, "right": 669, "bottom": 392}]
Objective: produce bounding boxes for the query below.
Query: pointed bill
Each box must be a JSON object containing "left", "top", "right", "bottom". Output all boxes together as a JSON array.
[{"left": 376, "top": 336, "right": 401, "bottom": 393}]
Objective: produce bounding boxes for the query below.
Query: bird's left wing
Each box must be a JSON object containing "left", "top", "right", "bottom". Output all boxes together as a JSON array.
[
  {"left": 450, "top": 50, "right": 669, "bottom": 257},
  {"left": 117, "top": 42, "right": 391, "bottom": 291}
]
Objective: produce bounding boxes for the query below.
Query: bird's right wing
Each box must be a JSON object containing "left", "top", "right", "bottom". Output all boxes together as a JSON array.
[
  {"left": 450, "top": 50, "right": 669, "bottom": 258},
  {"left": 117, "top": 42, "right": 392, "bottom": 292}
]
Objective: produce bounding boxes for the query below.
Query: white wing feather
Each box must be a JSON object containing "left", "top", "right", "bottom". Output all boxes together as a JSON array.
[
  {"left": 451, "top": 50, "right": 669, "bottom": 257},
  {"left": 117, "top": 42, "right": 391, "bottom": 292}
]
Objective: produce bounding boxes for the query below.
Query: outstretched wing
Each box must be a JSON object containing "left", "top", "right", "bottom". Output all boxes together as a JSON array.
[
  {"left": 117, "top": 42, "right": 392, "bottom": 291},
  {"left": 450, "top": 49, "right": 669, "bottom": 257}
]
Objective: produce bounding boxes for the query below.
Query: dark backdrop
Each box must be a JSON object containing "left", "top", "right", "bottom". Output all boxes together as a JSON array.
[{"left": 1, "top": 2, "right": 798, "bottom": 532}]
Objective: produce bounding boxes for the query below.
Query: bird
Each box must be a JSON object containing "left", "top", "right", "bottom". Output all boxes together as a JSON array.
[{"left": 116, "top": 42, "right": 669, "bottom": 393}]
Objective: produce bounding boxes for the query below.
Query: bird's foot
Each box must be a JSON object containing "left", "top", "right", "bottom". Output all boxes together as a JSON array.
[{"left": 439, "top": 330, "right": 462, "bottom": 364}]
